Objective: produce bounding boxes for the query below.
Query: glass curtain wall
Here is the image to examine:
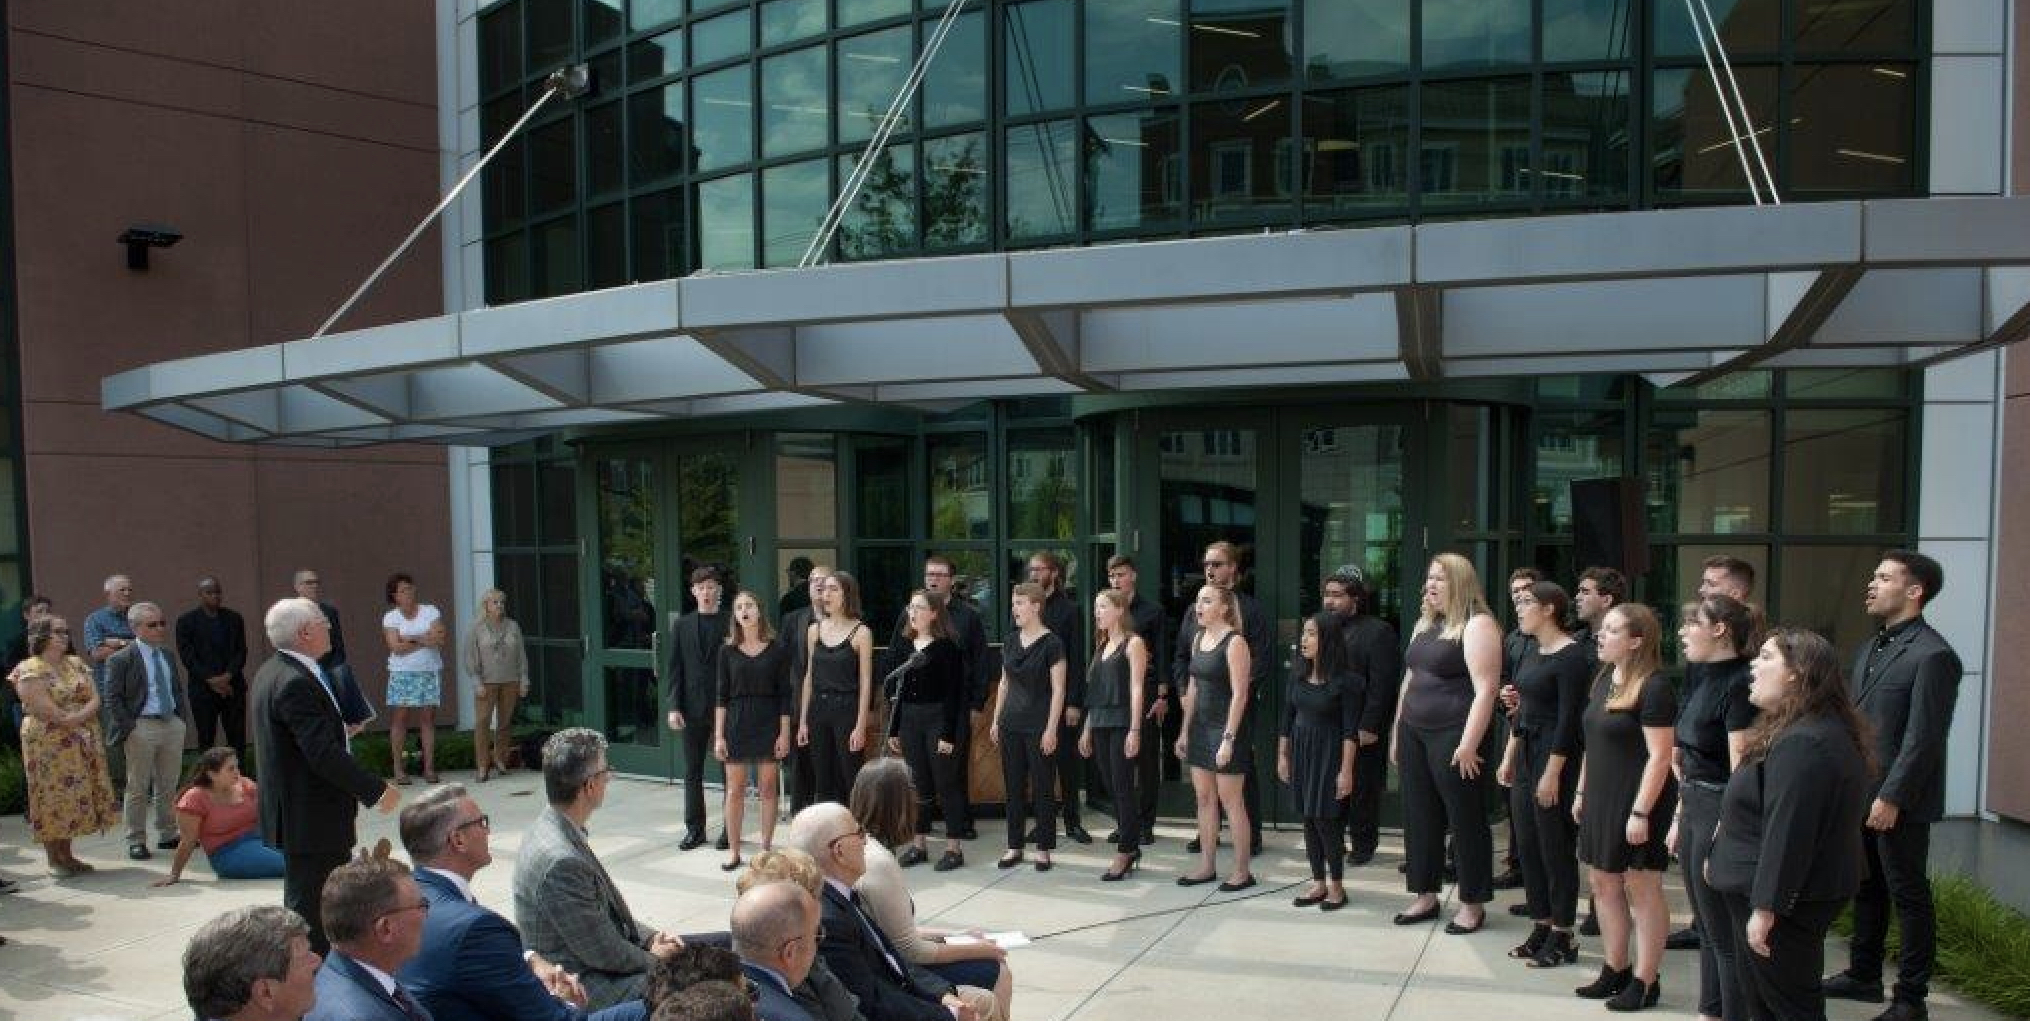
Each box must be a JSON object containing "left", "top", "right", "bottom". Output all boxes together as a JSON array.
[
  {"left": 489, "top": 439, "right": 585, "bottom": 727},
  {"left": 476, "top": 0, "right": 1924, "bottom": 304}
]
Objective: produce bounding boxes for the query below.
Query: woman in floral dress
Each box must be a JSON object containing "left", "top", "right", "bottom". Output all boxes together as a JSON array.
[{"left": 15, "top": 615, "right": 118, "bottom": 877}]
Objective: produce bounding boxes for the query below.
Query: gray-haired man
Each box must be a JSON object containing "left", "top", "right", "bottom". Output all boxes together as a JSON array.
[
  {"left": 184, "top": 905, "right": 323, "bottom": 1021},
  {"left": 106, "top": 600, "right": 187, "bottom": 860}
]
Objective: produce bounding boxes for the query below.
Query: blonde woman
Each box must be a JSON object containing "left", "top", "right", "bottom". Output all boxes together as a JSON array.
[
  {"left": 716, "top": 590, "right": 791, "bottom": 870},
  {"left": 1081, "top": 588, "right": 1147, "bottom": 881},
  {"left": 1392, "top": 553, "right": 1501, "bottom": 933},
  {"left": 1174, "top": 584, "right": 1254, "bottom": 891},
  {"left": 462, "top": 588, "right": 529, "bottom": 782}
]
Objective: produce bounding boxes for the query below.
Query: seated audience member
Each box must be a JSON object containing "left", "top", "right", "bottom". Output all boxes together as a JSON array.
[
  {"left": 515, "top": 728, "right": 686, "bottom": 1010},
  {"left": 307, "top": 856, "right": 434, "bottom": 1021},
  {"left": 154, "top": 748, "right": 286, "bottom": 886},
  {"left": 737, "top": 850, "right": 867, "bottom": 1021},
  {"left": 732, "top": 881, "right": 824, "bottom": 1021},
  {"left": 784, "top": 803, "right": 981, "bottom": 1021},
  {"left": 849, "top": 760, "right": 1010, "bottom": 1020},
  {"left": 399, "top": 783, "right": 642, "bottom": 1021},
  {"left": 653, "top": 982, "right": 758, "bottom": 1021},
  {"left": 183, "top": 905, "right": 322, "bottom": 1021}
]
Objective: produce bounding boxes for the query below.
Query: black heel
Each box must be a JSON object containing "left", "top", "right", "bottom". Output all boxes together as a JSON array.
[
  {"left": 1509, "top": 923, "right": 1551, "bottom": 960},
  {"left": 1604, "top": 976, "right": 1658, "bottom": 1012},
  {"left": 997, "top": 850, "right": 1023, "bottom": 869},
  {"left": 1101, "top": 851, "right": 1139, "bottom": 882},
  {"left": 1528, "top": 929, "right": 1579, "bottom": 968},
  {"left": 1575, "top": 965, "right": 1633, "bottom": 1000}
]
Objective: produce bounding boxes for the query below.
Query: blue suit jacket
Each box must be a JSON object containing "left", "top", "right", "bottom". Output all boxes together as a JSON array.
[
  {"left": 307, "top": 951, "right": 433, "bottom": 1021},
  {"left": 743, "top": 961, "right": 817, "bottom": 1021},
  {"left": 401, "top": 867, "right": 584, "bottom": 1021}
]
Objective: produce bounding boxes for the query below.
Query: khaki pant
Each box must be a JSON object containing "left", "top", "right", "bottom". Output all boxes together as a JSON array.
[
  {"left": 124, "top": 716, "right": 185, "bottom": 843},
  {"left": 473, "top": 682, "right": 521, "bottom": 770}
]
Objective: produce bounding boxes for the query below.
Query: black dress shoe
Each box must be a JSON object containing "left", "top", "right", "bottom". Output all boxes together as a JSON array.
[
  {"left": 679, "top": 831, "right": 707, "bottom": 851},
  {"left": 1320, "top": 896, "right": 1349, "bottom": 912},
  {"left": 1870, "top": 1001, "right": 1928, "bottom": 1021},
  {"left": 934, "top": 850, "right": 965, "bottom": 872},
  {"left": 997, "top": 851, "right": 1024, "bottom": 869},
  {"left": 1579, "top": 912, "right": 1601, "bottom": 936},
  {"left": 896, "top": 845, "right": 928, "bottom": 868},
  {"left": 1604, "top": 976, "right": 1658, "bottom": 1012},
  {"left": 1393, "top": 904, "right": 1440, "bottom": 925},
  {"left": 1509, "top": 903, "right": 1535, "bottom": 917},
  {"left": 1216, "top": 876, "right": 1256, "bottom": 893},
  {"left": 716, "top": 831, "right": 730, "bottom": 851},
  {"left": 128, "top": 843, "right": 152, "bottom": 861},
  {"left": 1293, "top": 889, "right": 1327, "bottom": 907},
  {"left": 1175, "top": 872, "right": 1217, "bottom": 887},
  {"left": 1664, "top": 925, "right": 1702, "bottom": 951},
  {"left": 1491, "top": 866, "right": 1524, "bottom": 890},
  {"left": 1105, "top": 830, "right": 1120, "bottom": 843},
  {"left": 156, "top": 835, "right": 179, "bottom": 850},
  {"left": 1823, "top": 973, "right": 1887, "bottom": 1004},
  {"left": 1444, "top": 912, "right": 1485, "bottom": 935},
  {"left": 1065, "top": 823, "right": 1094, "bottom": 845},
  {"left": 1348, "top": 848, "right": 1374, "bottom": 867},
  {"left": 1186, "top": 837, "right": 1204, "bottom": 853},
  {"left": 1575, "top": 965, "right": 1633, "bottom": 1000}
]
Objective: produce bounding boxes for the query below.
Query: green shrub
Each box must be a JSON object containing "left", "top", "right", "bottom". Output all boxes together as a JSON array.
[
  {"left": 0, "top": 746, "right": 23, "bottom": 816},
  {"left": 1836, "top": 873, "right": 2030, "bottom": 1020}
]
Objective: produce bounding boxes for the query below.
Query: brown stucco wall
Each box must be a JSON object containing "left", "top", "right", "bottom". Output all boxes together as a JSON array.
[
  {"left": 1991, "top": 0, "right": 2030, "bottom": 823},
  {"left": 7, "top": 1, "right": 450, "bottom": 717}
]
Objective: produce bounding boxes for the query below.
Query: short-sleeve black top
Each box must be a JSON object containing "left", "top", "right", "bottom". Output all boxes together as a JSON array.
[
  {"left": 1676, "top": 658, "right": 1757, "bottom": 785},
  {"left": 999, "top": 631, "right": 1065, "bottom": 733}
]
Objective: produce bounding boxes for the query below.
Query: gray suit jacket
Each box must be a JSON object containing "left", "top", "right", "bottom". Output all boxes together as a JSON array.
[
  {"left": 105, "top": 639, "right": 184, "bottom": 747},
  {"left": 512, "top": 806, "right": 663, "bottom": 1011}
]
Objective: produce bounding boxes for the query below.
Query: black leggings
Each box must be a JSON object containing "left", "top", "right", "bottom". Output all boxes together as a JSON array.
[
  {"left": 1511, "top": 736, "right": 1580, "bottom": 927},
  {"left": 807, "top": 693, "right": 862, "bottom": 805},
  {"left": 1000, "top": 728, "right": 1057, "bottom": 850},
  {"left": 1092, "top": 726, "right": 1141, "bottom": 853},
  {"left": 895, "top": 702, "right": 970, "bottom": 839},
  {"left": 1303, "top": 816, "right": 1345, "bottom": 882},
  {"left": 1399, "top": 721, "right": 1494, "bottom": 903}
]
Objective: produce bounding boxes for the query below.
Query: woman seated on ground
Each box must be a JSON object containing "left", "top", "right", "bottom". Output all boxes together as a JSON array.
[
  {"left": 849, "top": 759, "right": 1013, "bottom": 1021},
  {"left": 152, "top": 747, "right": 285, "bottom": 885}
]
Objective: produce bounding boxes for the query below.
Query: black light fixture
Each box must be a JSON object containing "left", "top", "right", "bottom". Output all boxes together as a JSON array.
[{"left": 118, "top": 224, "right": 182, "bottom": 270}]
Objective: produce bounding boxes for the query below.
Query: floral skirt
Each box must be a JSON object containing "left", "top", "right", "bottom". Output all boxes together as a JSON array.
[{"left": 386, "top": 670, "right": 442, "bottom": 707}]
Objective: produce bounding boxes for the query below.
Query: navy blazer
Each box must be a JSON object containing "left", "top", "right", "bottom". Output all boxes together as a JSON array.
[
  {"left": 815, "top": 883, "right": 952, "bottom": 1021},
  {"left": 743, "top": 961, "right": 818, "bottom": 1021},
  {"left": 307, "top": 950, "right": 434, "bottom": 1021},
  {"left": 402, "top": 867, "right": 586, "bottom": 1021}
]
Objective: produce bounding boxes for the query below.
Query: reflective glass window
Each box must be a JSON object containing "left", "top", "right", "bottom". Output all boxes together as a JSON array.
[
  {"left": 628, "top": 82, "right": 687, "bottom": 183},
  {"left": 1190, "top": 96, "right": 1293, "bottom": 224},
  {"left": 527, "top": 0, "right": 572, "bottom": 71},
  {"left": 1420, "top": 0, "right": 1529, "bottom": 70},
  {"left": 692, "top": 64, "right": 754, "bottom": 172},
  {"left": 923, "top": 11, "right": 987, "bottom": 127},
  {"left": 840, "top": 0, "right": 911, "bottom": 27},
  {"left": 776, "top": 434, "right": 838, "bottom": 539},
  {"left": 692, "top": 8, "right": 752, "bottom": 67},
  {"left": 1303, "top": 0, "right": 1408, "bottom": 80},
  {"left": 698, "top": 173, "right": 757, "bottom": 269},
  {"left": 587, "top": 202, "right": 627, "bottom": 288},
  {"left": 928, "top": 433, "right": 992, "bottom": 540},
  {"left": 1416, "top": 77, "right": 1529, "bottom": 210},
  {"left": 484, "top": 106, "right": 526, "bottom": 225},
  {"left": 1188, "top": 0, "right": 1293, "bottom": 93},
  {"left": 838, "top": 142, "right": 918, "bottom": 259},
  {"left": 1791, "top": 0, "right": 1913, "bottom": 51},
  {"left": 1009, "top": 429, "right": 1076, "bottom": 540},
  {"left": 855, "top": 436, "right": 911, "bottom": 538},
  {"left": 1650, "top": 67, "right": 1779, "bottom": 201},
  {"left": 1006, "top": 119, "right": 1079, "bottom": 239},
  {"left": 761, "top": 0, "right": 827, "bottom": 46},
  {"left": 630, "top": 0, "right": 683, "bottom": 32},
  {"left": 1086, "top": 109, "right": 1182, "bottom": 232},
  {"left": 529, "top": 117, "right": 577, "bottom": 215},
  {"left": 586, "top": 0, "right": 624, "bottom": 46},
  {"left": 1789, "top": 63, "right": 1915, "bottom": 194},
  {"left": 924, "top": 133, "right": 989, "bottom": 247},
  {"left": 1787, "top": 369, "right": 1902, "bottom": 400},
  {"left": 1086, "top": 0, "right": 1182, "bottom": 104},
  {"left": 1782, "top": 409, "right": 1906, "bottom": 533},
  {"left": 479, "top": 4, "right": 521, "bottom": 94},
  {"left": 541, "top": 551, "right": 580, "bottom": 639},
  {"left": 629, "top": 27, "right": 684, "bottom": 84},
  {"left": 1007, "top": 0, "right": 1075, "bottom": 115},
  {"left": 1777, "top": 545, "right": 1878, "bottom": 652},
  {"left": 761, "top": 45, "right": 829, "bottom": 158},
  {"left": 1654, "top": 0, "right": 1778, "bottom": 58},
  {"left": 761, "top": 158, "right": 829, "bottom": 267},
  {"left": 839, "top": 25, "right": 914, "bottom": 143},
  {"left": 596, "top": 457, "right": 657, "bottom": 649},
  {"left": 586, "top": 101, "right": 623, "bottom": 196},
  {"left": 531, "top": 216, "right": 581, "bottom": 297},
  {"left": 1298, "top": 86, "right": 1409, "bottom": 215},
  {"left": 485, "top": 233, "right": 529, "bottom": 304},
  {"left": 1540, "top": 71, "right": 1631, "bottom": 202},
  {"left": 1646, "top": 409, "right": 1771, "bottom": 534},
  {"left": 1542, "top": 0, "right": 1632, "bottom": 62},
  {"left": 1532, "top": 409, "right": 1625, "bottom": 534}
]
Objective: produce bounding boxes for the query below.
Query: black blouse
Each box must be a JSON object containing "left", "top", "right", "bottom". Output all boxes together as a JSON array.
[
  {"left": 999, "top": 631, "right": 1065, "bottom": 733},
  {"left": 1676, "top": 658, "right": 1757, "bottom": 785},
  {"left": 890, "top": 637, "right": 965, "bottom": 743},
  {"left": 717, "top": 640, "right": 790, "bottom": 707},
  {"left": 1514, "top": 641, "right": 1591, "bottom": 758}
]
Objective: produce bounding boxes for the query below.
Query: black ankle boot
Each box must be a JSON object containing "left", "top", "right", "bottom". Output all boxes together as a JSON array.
[
  {"left": 1604, "top": 975, "right": 1659, "bottom": 1012},
  {"left": 1529, "top": 928, "right": 1579, "bottom": 968},
  {"left": 1575, "top": 965, "right": 1633, "bottom": 999},
  {"left": 1509, "top": 923, "right": 1551, "bottom": 960}
]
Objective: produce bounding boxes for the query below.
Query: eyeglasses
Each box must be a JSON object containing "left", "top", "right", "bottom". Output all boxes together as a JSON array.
[
  {"left": 780, "top": 927, "right": 828, "bottom": 955},
  {"left": 139, "top": 620, "right": 167, "bottom": 629},
  {"left": 584, "top": 767, "right": 614, "bottom": 787},
  {"left": 456, "top": 814, "right": 491, "bottom": 833},
  {"left": 378, "top": 900, "right": 431, "bottom": 921},
  {"left": 827, "top": 826, "right": 867, "bottom": 851}
]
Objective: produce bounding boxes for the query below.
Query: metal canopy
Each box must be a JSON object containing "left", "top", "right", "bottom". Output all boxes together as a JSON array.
[{"left": 104, "top": 196, "right": 2030, "bottom": 446}]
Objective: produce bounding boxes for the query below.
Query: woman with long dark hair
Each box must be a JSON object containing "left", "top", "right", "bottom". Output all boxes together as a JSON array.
[
  {"left": 150, "top": 747, "right": 286, "bottom": 885},
  {"left": 1278, "top": 611, "right": 1363, "bottom": 911},
  {"left": 1496, "top": 580, "right": 1588, "bottom": 966},
  {"left": 883, "top": 589, "right": 970, "bottom": 872},
  {"left": 1707, "top": 629, "right": 1873, "bottom": 1021},
  {"left": 715, "top": 590, "right": 791, "bottom": 871},
  {"left": 798, "top": 571, "right": 872, "bottom": 804}
]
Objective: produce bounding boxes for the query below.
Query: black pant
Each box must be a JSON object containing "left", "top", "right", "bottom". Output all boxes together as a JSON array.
[
  {"left": 1399, "top": 721, "right": 1493, "bottom": 903},
  {"left": 1849, "top": 821, "right": 1935, "bottom": 1004},
  {"left": 896, "top": 702, "right": 969, "bottom": 839},
  {"left": 1680, "top": 783, "right": 1743, "bottom": 1020},
  {"left": 1511, "top": 735, "right": 1580, "bottom": 928},
  {"left": 284, "top": 849, "right": 351, "bottom": 955},
  {"left": 1056, "top": 718, "right": 1084, "bottom": 829},
  {"left": 188, "top": 679, "right": 247, "bottom": 754},
  {"left": 680, "top": 712, "right": 715, "bottom": 835},
  {"left": 1347, "top": 738, "right": 1389, "bottom": 857},
  {"left": 1092, "top": 726, "right": 1141, "bottom": 853},
  {"left": 1000, "top": 728, "right": 1056, "bottom": 851},
  {"left": 788, "top": 742, "right": 818, "bottom": 813},
  {"left": 1135, "top": 708, "right": 1163, "bottom": 827},
  {"left": 1724, "top": 891, "right": 1844, "bottom": 1021},
  {"left": 1303, "top": 816, "right": 1344, "bottom": 882},
  {"left": 807, "top": 693, "right": 862, "bottom": 805}
]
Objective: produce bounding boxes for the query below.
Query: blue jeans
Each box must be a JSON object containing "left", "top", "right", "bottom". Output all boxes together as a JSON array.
[
  {"left": 209, "top": 830, "right": 287, "bottom": 879},
  {"left": 930, "top": 958, "right": 1001, "bottom": 990}
]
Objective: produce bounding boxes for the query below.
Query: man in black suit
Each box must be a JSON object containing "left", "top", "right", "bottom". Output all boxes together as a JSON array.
[
  {"left": 252, "top": 597, "right": 399, "bottom": 955},
  {"left": 1323, "top": 565, "right": 1402, "bottom": 867},
  {"left": 1106, "top": 555, "right": 1165, "bottom": 843},
  {"left": 666, "top": 566, "right": 729, "bottom": 850},
  {"left": 1825, "top": 550, "right": 1963, "bottom": 1021},
  {"left": 902, "top": 554, "right": 991, "bottom": 838},
  {"left": 780, "top": 565, "right": 829, "bottom": 814},
  {"left": 177, "top": 576, "right": 249, "bottom": 758},
  {"left": 1173, "top": 541, "right": 1269, "bottom": 851},
  {"left": 786, "top": 803, "right": 984, "bottom": 1021}
]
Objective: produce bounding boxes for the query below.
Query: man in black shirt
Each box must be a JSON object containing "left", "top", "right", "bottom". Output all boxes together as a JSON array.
[
  {"left": 1029, "top": 551, "right": 1090, "bottom": 844},
  {"left": 666, "top": 566, "right": 728, "bottom": 850},
  {"left": 1174, "top": 541, "right": 1268, "bottom": 851},
  {"left": 1107, "top": 555, "right": 1165, "bottom": 844},
  {"left": 1323, "top": 566, "right": 1401, "bottom": 867},
  {"left": 176, "top": 577, "right": 250, "bottom": 759}
]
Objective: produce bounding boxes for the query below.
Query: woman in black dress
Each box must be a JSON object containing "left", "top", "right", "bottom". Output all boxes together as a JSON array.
[
  {"left": 991, "top": 582, "right": 1065, "bottom": 871},
  {"left": 1393, "top": 553, "right": 1502, "bottom": 933},
  {"left": 1278, "top": 612, "right": 1362, "bottom": 911},
  {"left": 1497, "top": 580, "right": 1589, "bottom": 967},
  {"left": 1079, "top": 588, "right": 1147, "bottom": 882},
  {"left": 798, "top": 572, "right": 873, "bottom": 805},
  {"left": 1707, "top": 629, "right": 1872, "bottom": 1021},
  {"left": 1670, "top": 594, "right": 1759, "bottom": 1021},
  {"left": 1574, "top": 603, "right": 1677, "bottom": 1011},
  {"left": 1174, "top": 584, "right": 1255, "bottom": 891},
  {"left": 715, "top": 590, "right": 791, "bottom": 871},
  {"left": 883, "top": 590, "right": 970, "bottom": 872}
]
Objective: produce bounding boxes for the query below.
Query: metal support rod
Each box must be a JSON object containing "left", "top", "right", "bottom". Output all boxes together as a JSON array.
[
  {"left": 1684, "top": 0, "right": 1763, "bottom": 205},
  {"left": 1693, "top": 0, "right": 1780, "bottom": 202},
  {"left": 312, "top": 68, "right": 579, "bottom": 338}
]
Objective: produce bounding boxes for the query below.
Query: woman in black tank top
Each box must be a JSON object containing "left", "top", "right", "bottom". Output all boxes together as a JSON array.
[
  {"left": 1173, "top": 584, "right": 1256, "bottom": 892},
  {"left": 798, "top": 571, "right": 872, "bottom": 804}
]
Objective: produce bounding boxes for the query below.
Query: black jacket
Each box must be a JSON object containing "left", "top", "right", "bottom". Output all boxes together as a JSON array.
[
  {"left": 1851, "top": 618, "right": 1961, "bottom": 823},
  {"left": 175, "top": 605, "right": 249, "bottom": 690},
  {"left": 1706, "top": 714, "right": 1870, "bottom": 913},
  {"left": 816, "top": 883, "right": 955, "bottom": 1021},
  {"left": 891, "top": 597, "right": 992, "bottom": 712},
  {"left": 251, "top": 652, "right": 387, "bottom": 854},
  {"left": 667, "top": 610, "right": 728, "bottom": 721},
  {"left": 1040, "top": 589, "right": 1085, "bottom": 709},
  {"left": 1343, "top": 613, "right": 1404, "bottom": 736}
]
